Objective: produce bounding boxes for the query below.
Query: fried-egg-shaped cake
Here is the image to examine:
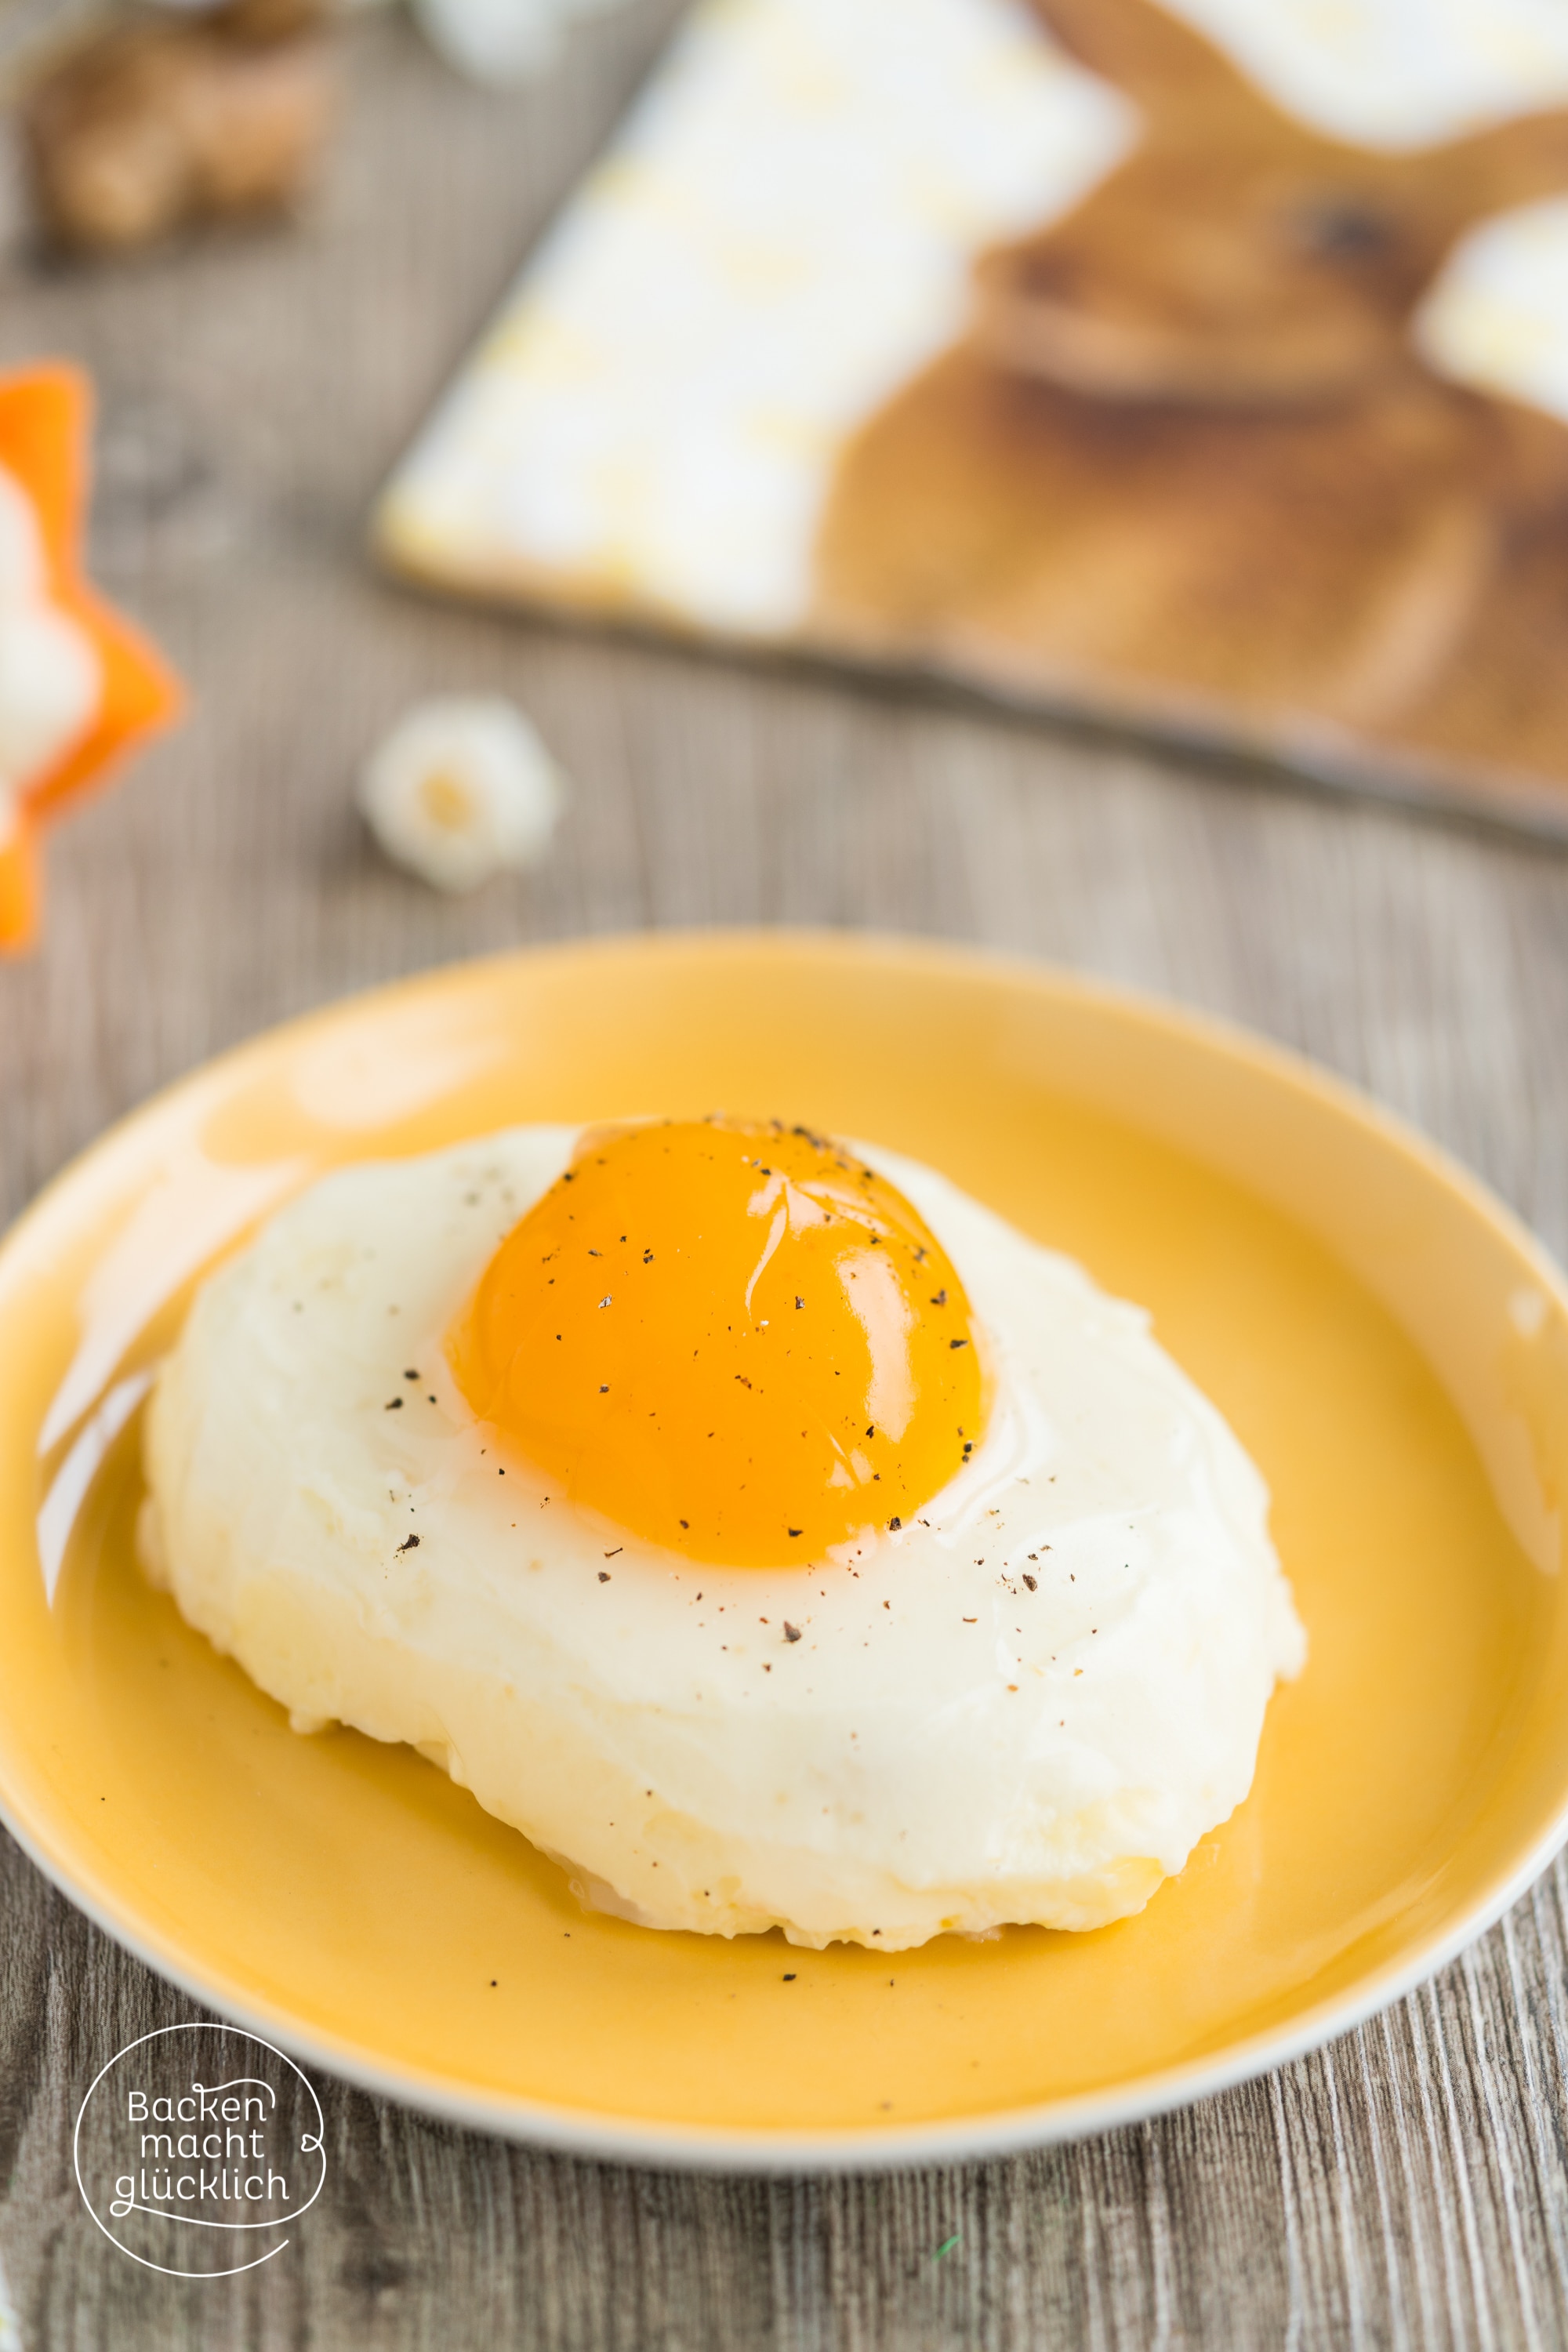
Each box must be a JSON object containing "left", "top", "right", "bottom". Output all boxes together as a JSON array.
[{"left": 140, "top": 1118, "right": 1305, "bottom": 1951}]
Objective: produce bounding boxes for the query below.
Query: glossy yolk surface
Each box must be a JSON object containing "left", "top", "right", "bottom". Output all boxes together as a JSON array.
[{"left": 448, "top": 1118, "right": 986, "bottom": 1566}]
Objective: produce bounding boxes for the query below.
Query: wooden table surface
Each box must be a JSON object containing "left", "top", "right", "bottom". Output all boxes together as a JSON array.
[{"left": 5, "top": 8, "right": 1568, "bottom": 2345}]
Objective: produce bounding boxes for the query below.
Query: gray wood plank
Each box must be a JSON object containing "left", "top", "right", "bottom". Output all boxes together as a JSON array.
[{"left": 4, "top": 6, "right": 1568, "bottom": 2344}]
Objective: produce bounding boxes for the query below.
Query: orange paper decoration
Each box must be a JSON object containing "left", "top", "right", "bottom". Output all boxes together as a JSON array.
[{"left": 0, "top": 364, "right": 184, "bottom": 956}]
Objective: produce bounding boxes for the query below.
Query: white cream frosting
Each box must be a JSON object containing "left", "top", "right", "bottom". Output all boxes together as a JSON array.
[{"left": 140, "top": 1127, "right": 1305, "bottom": 1950}]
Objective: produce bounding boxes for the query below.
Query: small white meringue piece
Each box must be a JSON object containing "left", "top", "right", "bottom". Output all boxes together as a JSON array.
[
  {"left": 0, "top": 602, "right": 101, "bottom": 789},
  {"left": 358, "top": 694, "right": 566, "bottom": 893},
  {"left": 0, "top": 461, "right": 100, "bottom": 801},
  {"left": 408, "top": 0, "right": 635, "bottom": 86},
  {"left": 408, "top": 0, "right": 567, "bottom": 86}
]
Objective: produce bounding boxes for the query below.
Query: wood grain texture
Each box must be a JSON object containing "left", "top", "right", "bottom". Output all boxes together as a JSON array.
[{"left": 5, "top": 8, "right": 1568, "bottom": 2344}]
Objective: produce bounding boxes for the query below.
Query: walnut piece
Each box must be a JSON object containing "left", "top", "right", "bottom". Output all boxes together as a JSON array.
[{"left": 24, "top": 0, "right": 332, "bottom": 252}]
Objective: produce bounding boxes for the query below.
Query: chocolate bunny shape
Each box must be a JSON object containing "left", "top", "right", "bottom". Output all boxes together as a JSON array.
[{"left": 815, "top": 0, "right": 1568, "bottom": 800}]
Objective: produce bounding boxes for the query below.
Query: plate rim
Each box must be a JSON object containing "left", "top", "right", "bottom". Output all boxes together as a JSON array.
[{"left": 6, "top": 923, "right": 1568, "bottom": 2172}]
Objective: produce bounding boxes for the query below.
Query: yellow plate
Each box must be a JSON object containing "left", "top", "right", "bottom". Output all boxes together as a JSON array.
[{"left": 4, "top": 931, "right": 1568, "bottom": 2169}]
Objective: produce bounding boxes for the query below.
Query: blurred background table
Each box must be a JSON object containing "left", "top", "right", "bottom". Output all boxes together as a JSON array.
[{"left": 5, "top": 6, "right": 1568, "bottom": 2345}]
